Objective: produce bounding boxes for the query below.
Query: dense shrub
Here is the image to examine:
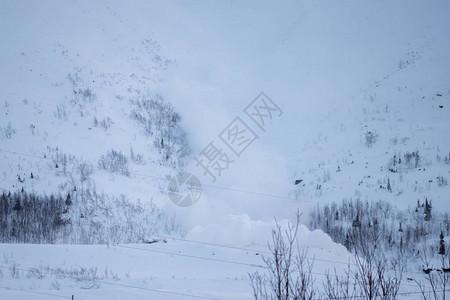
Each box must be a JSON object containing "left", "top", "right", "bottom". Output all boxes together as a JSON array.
[
  {"left": 98, "top": 149, "right": 129, "bottom": 176},
  {"left": 129, "top": 94, "right": 189, "bottom": 168}
]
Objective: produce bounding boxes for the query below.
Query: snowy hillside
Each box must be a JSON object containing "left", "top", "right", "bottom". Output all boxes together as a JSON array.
[{"left": 1, "top": 0, "right": 450, "bottom": 299}]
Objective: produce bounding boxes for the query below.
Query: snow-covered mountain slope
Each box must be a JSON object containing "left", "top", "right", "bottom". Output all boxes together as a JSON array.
[
  {"left": 0, "top": 1, "right": 191, "bottom": 213},
  {"left": 1, "top": 0, "right": 450, "bottom": 298},
  {"left": 292, "top": 36, "right": 450, "bottom": 211},
  {"left": 2, "top": 0, "right": 449, "bottom": 229}
]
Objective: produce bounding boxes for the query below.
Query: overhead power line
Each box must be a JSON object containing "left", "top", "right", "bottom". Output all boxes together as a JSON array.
[
  {"left": 0, "top": 264, "right": 219, "bottom": 300},
  {"left": 0, "top": 285, "right": 85, "bottom": 300},
  {"left": 0, "top": 147, "right": 320, "bottom": 205}
]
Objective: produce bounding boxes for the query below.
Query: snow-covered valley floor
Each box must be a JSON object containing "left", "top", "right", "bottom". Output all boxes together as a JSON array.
[
  {"left": 0, "top": 234, "right": 350, "bottom": 300},
  {"left": 0, "top": 237, "right": 447, "bottom": 300},
  {"left": 1, "top": 0, "right": 450, "bottom": 299}
]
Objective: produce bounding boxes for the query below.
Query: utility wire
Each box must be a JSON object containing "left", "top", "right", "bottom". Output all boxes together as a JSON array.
[
  {"left": 152, "top": 234, "right": 356, "bottom": 267},
  {"left": 0, "top": 259, "right": 434, "bottom": 300},
  {"left": 147, "top": 234, "right": 428, "bottom": 276},
  {"left": 116, "top": 244, "right": 423, "bottom": 285},
  {"left": 0, "top": 147, "right": 436, "bottom": 278},
  {"left": 116, "top": 244, "right": 266, "bottom": 269},
  {"left": 0, "top": 257, "right": 440, "bottom": 300},
  {"left": 91, "top": 280, "right": 220, "bottom": 300},
  {"left": 313, "top": 288, "right": 450, "bottom": 300},
  {"left": 117, "top": 240, "right": 430, "bottom": 285},
  {"left": 0, "top": 148, "right": 316, "bottom": 205},
  {"left": 0, "top": 264, "right": 218, "bottom": 300},
  {"left": 0, "top": 285, "right": 80, "bottom": 299}
]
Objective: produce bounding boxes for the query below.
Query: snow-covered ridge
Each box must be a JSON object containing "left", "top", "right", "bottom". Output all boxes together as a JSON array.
[{"left": 1, "top": 0, "right": 450, "bottom": 298}]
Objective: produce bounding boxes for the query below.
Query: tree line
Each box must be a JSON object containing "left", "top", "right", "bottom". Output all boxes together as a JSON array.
[
  {"left": 0, "top": 189, "right": 183, "bottom": 244},
  {"left": 0, "top": 191, "right": 71, "bottom": 243},
  {"left": 309, "top": 198, "right": 449, "bottom": 258}
]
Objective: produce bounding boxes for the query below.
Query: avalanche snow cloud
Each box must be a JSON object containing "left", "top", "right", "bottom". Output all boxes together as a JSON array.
[{"left": 0, "top": 0, "right": 450, "bottom": 299}]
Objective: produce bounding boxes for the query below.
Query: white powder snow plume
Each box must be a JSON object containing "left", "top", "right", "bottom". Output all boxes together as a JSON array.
[{"left": 0, "top": 0, "right": 450, "bottom": 299}]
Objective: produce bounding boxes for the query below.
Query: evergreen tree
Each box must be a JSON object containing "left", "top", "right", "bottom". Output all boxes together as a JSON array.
[
  {"left": 424, "top": 198, "right": 432, "bottom": 221},
  {"left": 13, "top": 197, "right": 21, "bottom": 211},
  {"left": 439, "top": 231, "right": 446, "bottom": 255},
  {"left": 344, "top": 233, "right": 351, "bottom": 250},
  {"left": 65, "top": 193, "right": 72, "bottom": 206},
  {"left": 334, "top": 211, "right": 339, "bottom": 221},
  {"left": 373, "top": 218, "right": 379, "bottom": 234},
  {"left": 414, "top": 151, "right": 420, "bottom": 168},
  {"left": 352, "top": 214, "right": 361, "bottom": 228},
  {"left": 387, "top": 178, "right": 392, "bottom": 192}
]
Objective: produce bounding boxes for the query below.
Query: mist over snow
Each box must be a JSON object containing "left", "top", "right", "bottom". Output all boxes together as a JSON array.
[{"left": 0, "top": 0, "right": 450, "bottom": 299}]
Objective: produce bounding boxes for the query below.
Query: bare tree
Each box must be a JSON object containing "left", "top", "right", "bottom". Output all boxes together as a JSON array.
[
  {"left": 416, "top": 244, "right": 450, "bottom": 300},
  {"left": 350, "top": 225, "right": 403, "bottom": 300},
  {"left": 78, "top": 161, "right": 93, "bottom": 183},
  {"left": 323, "top": 264, "right": 357, "bottom": 300},
  {"left": 249, "top": 212, "right": 316, "bottom": 300}
]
